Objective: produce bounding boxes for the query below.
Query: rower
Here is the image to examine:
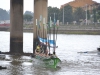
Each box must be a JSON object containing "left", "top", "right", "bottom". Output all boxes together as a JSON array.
[
  {"left": 42, "top": 42, "right": 48, "bottom": 56},
  {"left": 35, "top": 44, "right": 41, "bottom": 54}
]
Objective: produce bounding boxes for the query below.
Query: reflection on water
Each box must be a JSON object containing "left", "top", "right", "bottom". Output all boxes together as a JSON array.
[
  {"left": 0, "top": 32, "right": 100, "bottom": 75},
  {"left": 0, "top": 55, "right": 33, "bottom": 75}
]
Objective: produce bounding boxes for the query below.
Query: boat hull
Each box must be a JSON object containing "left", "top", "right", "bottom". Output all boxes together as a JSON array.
[{"left": 32, "top": 55, "right": 61, "bottom": 68}]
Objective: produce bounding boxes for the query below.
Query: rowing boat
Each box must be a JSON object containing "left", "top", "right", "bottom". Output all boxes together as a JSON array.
[
  {"left": 32, "top": 54, "right": 61, "bottom": 68},
  {"left": 32, "top": 15, "right": 61, "bottom": 68}
]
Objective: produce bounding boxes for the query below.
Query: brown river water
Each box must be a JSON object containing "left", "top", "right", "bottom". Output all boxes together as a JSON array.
[{"left": 0, "top": 31, "right": 100, "bottom": 75}]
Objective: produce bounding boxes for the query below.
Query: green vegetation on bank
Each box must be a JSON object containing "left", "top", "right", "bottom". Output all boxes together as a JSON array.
[
  {"left": 47, "top": 5, "right": 100, "bottom": 24},
  {"left": 1, "top": 5, "right": 100, "bottom": 23}
]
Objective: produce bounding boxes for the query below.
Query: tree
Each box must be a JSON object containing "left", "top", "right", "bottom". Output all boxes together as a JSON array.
[
  {"left": 87, "top": 10, "right": 90, "bottom": 20},
  {"left": 23, "top": 14, "right": 33, "bottom": 21},
  {"left": 97, "top": 5, "right": 100, "bottom": 10},
  {"left": 48, "top": 6, "right": 60, "bottom": 23},
  {"left": 64, "top": 5, "right": 73, "bottom": 23},
  {"left": 24, "top": 11, "right": 33, "bottom": 16},
  {"left": 97, "top": 11, "right": 100, "bottom": 20},
  {"left": 59, "top": 5, "right": 73, "bottom": 24},
  {"left": 0, "top": 8, "right": 10, "bottom": 20},
  {"left": 59, "top": 8, "right": 63, "bottom": 22},
  {"left": 97, "top": 6, "right": 100, "bottom": 21},
  {"left": 23, "top": 11, "right": 33, "bottom": 21},
  {"left": 73, "top": 7, "right": 85, "bottom": 22},
  {"left": 93, "top": 9, "right": 97, "bottom": 23}
]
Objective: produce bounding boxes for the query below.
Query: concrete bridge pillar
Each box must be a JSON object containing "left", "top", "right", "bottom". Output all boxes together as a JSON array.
[
  {"left": 33, "top": 0, "right": 48, "bottom": 53},
  {"left": 10, "top": 0, "right": 23, "bottom": 53}
]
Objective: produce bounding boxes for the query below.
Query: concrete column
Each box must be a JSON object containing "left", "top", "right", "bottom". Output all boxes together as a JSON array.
[
  {"left": 33, "top": 0, "right": 48, "bottom": 53},
  {"left": 10, "top": 0, "right": 23, "bottom": 53}
]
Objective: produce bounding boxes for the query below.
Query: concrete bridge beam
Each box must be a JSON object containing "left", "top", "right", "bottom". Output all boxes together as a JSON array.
[
  {"left": 33, "top": 0, "right": 48, "bottom": 53},
  {"left": 10, "top": 0, "right": 23, "bottom": 53}
]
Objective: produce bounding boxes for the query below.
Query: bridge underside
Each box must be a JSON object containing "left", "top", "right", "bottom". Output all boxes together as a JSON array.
[{"left": 10, "top": 0, "right": 48, "bottom": 53}]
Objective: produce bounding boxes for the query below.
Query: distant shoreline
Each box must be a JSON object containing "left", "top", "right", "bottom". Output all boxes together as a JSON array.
[
  {"left": 0, "top": 28, "right": 100, "bottom": 35},
  {"left": 0, "top": 24, "right": 100, "bottom": 35},
  {"left": 23, "top": 29, "right": 100, "bottom": 35}
]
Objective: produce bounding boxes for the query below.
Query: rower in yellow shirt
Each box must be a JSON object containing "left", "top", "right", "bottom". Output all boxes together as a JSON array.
[{"left": 35, "top": 44, "right": 41, "bottom": 54}]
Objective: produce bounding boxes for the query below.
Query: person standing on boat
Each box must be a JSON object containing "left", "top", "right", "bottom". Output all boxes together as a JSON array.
[{"left": 42, "top": 42, "right": 48, "bottom": 56}]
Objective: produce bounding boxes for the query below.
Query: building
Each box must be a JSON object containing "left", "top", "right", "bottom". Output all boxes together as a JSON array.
[
  {"left": 61, "top": 0, "right": 100, "bottom": 12},
  {"left": 0, "top": 20, "right": 10, "bottom": 28}
]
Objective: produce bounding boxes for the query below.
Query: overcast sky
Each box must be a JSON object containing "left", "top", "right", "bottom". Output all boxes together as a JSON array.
[{"left": 0, "top": 0, "right": 100, "bottom": 12}]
